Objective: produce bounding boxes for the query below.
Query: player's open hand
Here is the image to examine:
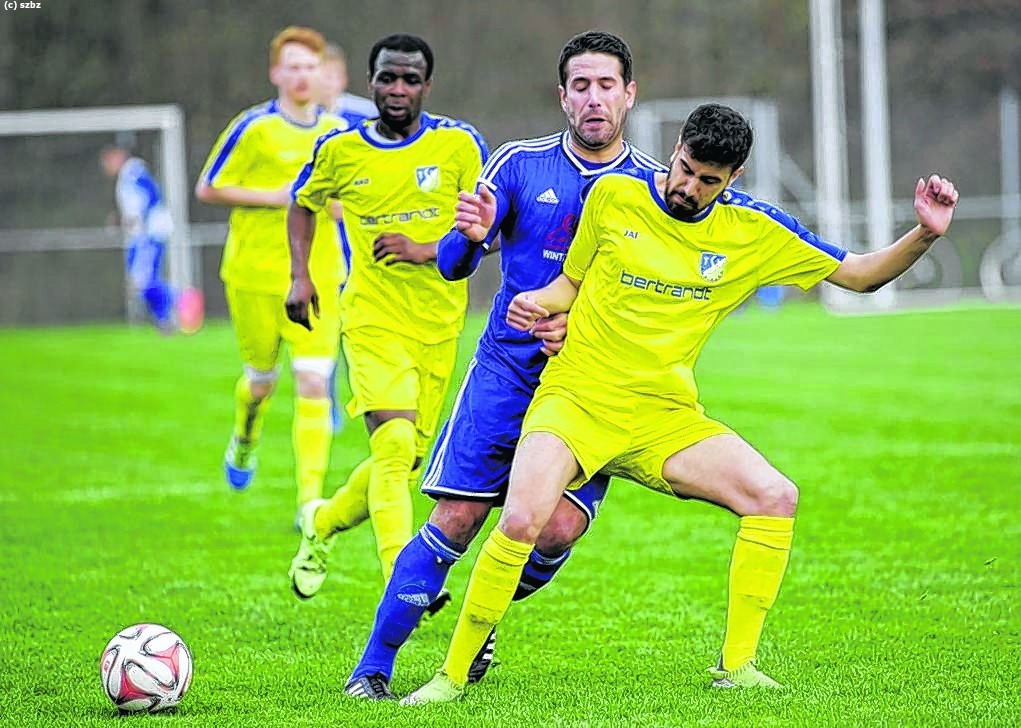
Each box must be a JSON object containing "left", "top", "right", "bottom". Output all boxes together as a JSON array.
[
  {"left": 455, "top": 185, "right": 497, "bottom": 243},
  {"left": 531, "top": 312, "right": 568, "bottom": 356},
  {"left": 914, "top": 174, "right": 959, "bottom": 238},
  {"left": 507, "top": 292, "right": 550, "bottom": 332},
  {"left": 373, "top": 233, "right": 431, "bottom": 265},
  {"left": 285, "top": 276, "right": 319, "bottom": 331}
]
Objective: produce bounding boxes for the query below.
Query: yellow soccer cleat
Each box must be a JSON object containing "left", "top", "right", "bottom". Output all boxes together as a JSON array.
[
  {"left": 288, "top": 499, "right": 331, "bottom": 599},
  {"left": 399, "top": 672, "right": 466, "bottom": 706},
  {"left": 708, "top": 660, "right": 785, "bottom": 689}
]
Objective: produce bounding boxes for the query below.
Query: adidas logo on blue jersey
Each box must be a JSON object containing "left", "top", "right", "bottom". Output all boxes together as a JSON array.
[{"left": 536, "top": 188, "right": 559, "bottom": 204}]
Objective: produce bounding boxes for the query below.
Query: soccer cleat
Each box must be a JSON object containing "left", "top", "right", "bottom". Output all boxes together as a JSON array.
[
  {"left": 345, "top": 673, "right": 397, "bottom": 701},
  {"left": 288, "top": 499, "right": 330, "bottom": 600},
  {"left": 223, "top": 436, "right": 256, "bottom": 490},
  {"left": 423, "top": 589, "right": 452, "bottom": 620},
  {"left": 708, "top": 660, "right": 784, "bottom": 689},
  {"left": 466, "top": 628, "right": 497, "bottom": 685},
  {"left": 399, "top": 672, "right": 465, "bottom": 706}
]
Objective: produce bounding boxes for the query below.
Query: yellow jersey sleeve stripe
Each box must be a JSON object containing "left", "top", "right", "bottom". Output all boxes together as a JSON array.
[
  {"left": 202, "top": 101, "right": 273, "bottom": 185},
  {"left": 290, "top": 127, "right": 346, "bottom": 207}
]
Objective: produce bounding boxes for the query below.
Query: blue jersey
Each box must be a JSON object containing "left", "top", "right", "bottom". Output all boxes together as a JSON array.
[
  {"left": 441, "top": 131, "right": 666, "bottom": 389},
  {"left": 330, "top": 93, "right": 378, "bottom": 129},
  {"left": 116, "top": 157, "right": 173, "bottom": 242}
]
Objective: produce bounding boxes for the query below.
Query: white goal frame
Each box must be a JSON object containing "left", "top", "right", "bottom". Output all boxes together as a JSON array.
[{"left": 0, "top": 104, "right": 195, "bottom": 292}]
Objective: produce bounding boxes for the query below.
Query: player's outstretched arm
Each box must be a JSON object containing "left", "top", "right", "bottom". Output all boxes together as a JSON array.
[
  {"left": 827, "top": 174, "right": 959, "bottom": 293},
  {"left": 194, "top": 181, "right": 291, "bottom": 209},
  {"left": 285, "top": 202, "right": 320, "bottom": 331},
  {"left": 506, "top": 274, "right": 580, "bottom": 332}
]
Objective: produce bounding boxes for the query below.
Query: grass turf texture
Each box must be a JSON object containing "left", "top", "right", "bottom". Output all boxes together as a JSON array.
[{"left": 0, "top": 303, "right": 1018, "bottom": 727}]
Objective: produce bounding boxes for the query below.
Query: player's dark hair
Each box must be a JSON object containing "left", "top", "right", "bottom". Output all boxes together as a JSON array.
[
  {"left": 680, "top": 104, "right": 754, "bottom": 171},
  {"left": 368, "top": 33, "right": 434, "bottom": 80},
  {"left": 558, "top": 31, "right": 633, "bottom": 86}
]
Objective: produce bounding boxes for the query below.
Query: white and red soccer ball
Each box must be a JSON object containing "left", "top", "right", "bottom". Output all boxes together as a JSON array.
[{"left": 99, "top": 623, "right": 192, "bottom": 713}]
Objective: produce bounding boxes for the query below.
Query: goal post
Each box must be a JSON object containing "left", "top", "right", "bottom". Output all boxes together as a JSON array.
[{"left": 0, "top": 104, "right": 196, "bottom": 294}]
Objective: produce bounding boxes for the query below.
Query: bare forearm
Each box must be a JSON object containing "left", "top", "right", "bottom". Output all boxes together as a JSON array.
[
  {"left": 832, "top": 225, "right": 940, "bottom": 293},
  {"left": 415, "top": 241, "right": 438, "bottom": 262},
  {"left": 195, "top": 183, "right": 288, "bottom": 208},
  {"left": 288, "top": 203, "right": 317, "bottom": 280},
  {"left": 534, "top": 274, "right": 581, "bottom": 314}
]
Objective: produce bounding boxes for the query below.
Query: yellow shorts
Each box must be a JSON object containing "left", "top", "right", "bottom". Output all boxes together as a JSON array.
[
  {"left": 342, "top": 327, "right": 458, "bottom": 458},
  {"left": 225, "top": 285, "right": 340, "bottom": 374},
  {"left": 521, "top": 385, "right": 733, "bottom": 496}
]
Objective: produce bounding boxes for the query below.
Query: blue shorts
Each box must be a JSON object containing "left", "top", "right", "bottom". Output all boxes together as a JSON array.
[
  {"left": 420, "top": 358, "right": 609, "bottom": 526},
  {"left": 125, "top": 234, "right": 165, "bottom": 291}
]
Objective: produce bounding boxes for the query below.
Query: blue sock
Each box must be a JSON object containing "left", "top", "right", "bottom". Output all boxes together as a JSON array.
[
  {"left": 142, "top": 282, "right": 176, "bottom": 326},
  {"left": 513, "top": 548, "right": 571, "bottom": 601},
  {"left": 351, "top": 523, "right": 463, "bottom": 681}
]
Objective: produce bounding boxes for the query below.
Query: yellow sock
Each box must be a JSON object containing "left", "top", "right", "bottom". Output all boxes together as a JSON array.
[
  {"left": 442, "top": 528, "right": 533, "bottom": 686},
  {"left": 311, "top": 461, "right": 423, "bottom": 540},
  {"left": 314, "top": 457, "right": 373, "bottom": 538},
  {"left": 293, "top": 397, "right": 332, "bottom": 507},
  {"left": 233, "top": 375, "right": 269, "bottom": 443},
  {"left": 366, "top": 418, "right": 417, "bottom": 582},
  {"left": 722, "top": 515, "right": 794, "bottom": 671}
]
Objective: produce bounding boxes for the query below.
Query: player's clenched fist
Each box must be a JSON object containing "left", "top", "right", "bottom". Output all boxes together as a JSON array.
[
  {"left": 914, "top": 174, "right": 959, "bottom": 238},
  {"left": 506, "top": 292, "right": 550, "bottom": 332},
  {"left": 455, "top": 185, "right": 497, "bottom": 243}
]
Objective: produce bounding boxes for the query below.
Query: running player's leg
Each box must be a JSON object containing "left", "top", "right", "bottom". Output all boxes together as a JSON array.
[
  {"left": 403, "top": 387, "right": 627, "bottom": 704},
  {"left": 286, "top": 287, "right": 341, "bottom": 513},
  {"left": 128, "top": 235, "right": 176, "bottom": 331},
  {"left": 292, "top": 327, "right": 420, "bottom": 596},
  {"left": 347, "top": 497, "right": 490, "bottom": 691},
  {"left": 403, "top": 430, "right": 582, "bottom": 705},
  {"left": 223, "top": 286, "right": 282, "bottom": 490},
  {"left": 659, "top": 428, "right": 797, "bottom": 688},
  {"left": 365, "top": 335, "right": 459, "bottom": 583},
  {"left": 349, "top": 361, "right": 523, "bottom": 696},
  {"left": 515, "top": 473, "right": 609, "bottom": 601}
]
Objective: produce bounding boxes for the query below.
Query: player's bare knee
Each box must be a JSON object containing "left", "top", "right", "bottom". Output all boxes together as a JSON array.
[
  {"left": 292, "top": 358, "right": 333, "bottom": 399},
  {"left": 294, "top": 372, "right": 328, "bottom": 399},
  {"left": 498, "top": 509, "right": 544, "bottom": 545},
  {"left": 752, "top": 474, "right": 798, "bottom": 517},
  {"left": 244, "top": 366, "right": 278, "bottom": 400},
  {"left": 248, "top": 380, "right": 274, "bottom": 400},
  {"left": 535, "top": 503, "right": 587, "bottom": 555},
  {"left": 429, "top": 498, "right": 489, "bottom": 548}
]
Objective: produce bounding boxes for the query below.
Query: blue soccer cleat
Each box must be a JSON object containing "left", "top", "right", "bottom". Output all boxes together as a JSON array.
[{"left": 223, "top": 436, "right": 257, "bottom": 490}]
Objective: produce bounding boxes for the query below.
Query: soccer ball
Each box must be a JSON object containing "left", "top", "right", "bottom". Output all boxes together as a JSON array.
[{"left": 99, "top": 623, "right": 192, "bottom": 713}]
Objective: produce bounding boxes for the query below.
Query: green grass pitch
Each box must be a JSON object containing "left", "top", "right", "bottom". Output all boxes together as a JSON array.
[{"left": 0, "top": 303, "right": 1018, "bottom": 727}]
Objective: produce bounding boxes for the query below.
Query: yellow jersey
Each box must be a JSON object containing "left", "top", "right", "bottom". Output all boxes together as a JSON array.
[
  {"left": 292, "top": 113, "right": 488, "bottom": 344},
  {"left": 200, "top": 99, "right": 347, "bottom": 295},
  {"left": 549, "top": 169, "right": 847, "bottom": 408}
]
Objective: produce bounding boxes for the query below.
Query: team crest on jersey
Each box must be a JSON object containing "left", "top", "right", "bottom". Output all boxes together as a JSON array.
[
  {"left": 415, "top": 165, "right": 441, "bottom": 192},
  {"left": 699, "top": 252, "right": 727, "bottom": 283}
]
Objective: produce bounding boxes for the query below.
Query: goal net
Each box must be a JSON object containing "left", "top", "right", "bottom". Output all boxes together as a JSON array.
[{"left": 0, "top": 104, "right": 196, "bottom": 326}]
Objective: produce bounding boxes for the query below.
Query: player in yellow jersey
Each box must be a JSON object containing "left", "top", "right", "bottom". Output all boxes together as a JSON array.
[
  {"left": 195, "top": 26, "right": 347, "bottom": 520},
  {"left": 404, "top": 103, "right": 960, "bottom": 703},
  {"left": 284, "top": 33, "right": 488, "bottom": 597}
]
